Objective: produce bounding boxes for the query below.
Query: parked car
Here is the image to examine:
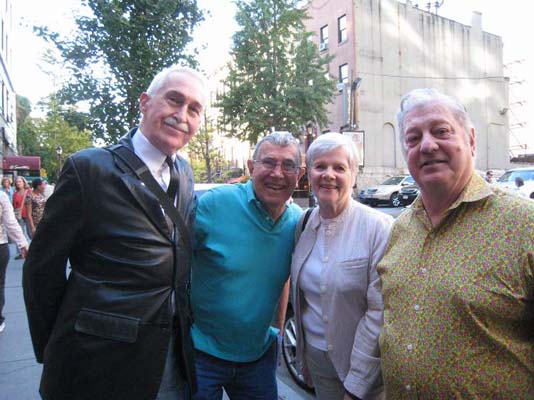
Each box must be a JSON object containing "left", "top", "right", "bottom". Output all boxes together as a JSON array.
[
  {"left": 282, "top": 303, "right": 314, "bottom": 393},
  {"left": 398, "top": 184, "right": 419, "bottom": 206},
  {"left": 360, "top": 175, "right": 415, "bottom": 207},
  {"left": 495, "top": 167, "right": 534, "bottom": 199},
  {"left": 194, "top": 183, "right": 226, "bottom": 197}
]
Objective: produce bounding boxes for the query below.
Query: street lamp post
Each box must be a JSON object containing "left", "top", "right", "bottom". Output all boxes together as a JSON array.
[
  {"left": 56, "top": 145, "right": 63, "bottom": 182},
  {"left": 305, "top": 122, "right": 316, "bottom": 208}
]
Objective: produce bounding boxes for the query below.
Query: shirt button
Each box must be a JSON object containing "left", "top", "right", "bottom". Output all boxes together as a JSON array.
[
  {"left": 323, "top": 256, "right": 329, "bottom": 262},
  {"left": 405, "top": 384, "right": 412, "bottom": 391},
  {"left": 327, "top": 344, "right": 333, "bottom": 351},
  {"left": 414, "top": 304, "right": 421, "bottom": 311},
  {"left": 325, "top": 230, "right": 331, "bottom": 236},
  {"left": 322, "top": 315, "right": 328, "bottom": 322},
  {"left": 407, "top": 344, "right": 413, "bottom": 351},
  {"left": 320, "top": 285, "right": 327, "bottom": 294}
]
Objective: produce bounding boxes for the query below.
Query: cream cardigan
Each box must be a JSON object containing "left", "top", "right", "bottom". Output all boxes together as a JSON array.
[{"left": 291, "top": 200, "right": 393, "bottom": 399}]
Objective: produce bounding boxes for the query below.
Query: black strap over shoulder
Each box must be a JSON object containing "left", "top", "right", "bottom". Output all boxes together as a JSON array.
[
  {"left": 108, "top": 144, "right": 193, "bottom": 254},
  {"left": 301, "top": 207, "right": 313, "bottom": 233}
]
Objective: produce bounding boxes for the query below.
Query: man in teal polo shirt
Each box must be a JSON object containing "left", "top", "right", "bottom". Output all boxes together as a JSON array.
[{"left": 191, "top": 131, "right": 304, "bottom": 399}]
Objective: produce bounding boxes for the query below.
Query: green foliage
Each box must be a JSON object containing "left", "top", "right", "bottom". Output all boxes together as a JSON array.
[
  {"left": 16, "top": 95, "right": 92, "bottom": 182},
  {"left": 35, "top": 0, "right": 203, "bottom": 144},
  {"left": 217, "top": 0, "right": 335, "bottom": 144},
  {"left": 186, "top": 115, "right": 224, "bottom": 183}
]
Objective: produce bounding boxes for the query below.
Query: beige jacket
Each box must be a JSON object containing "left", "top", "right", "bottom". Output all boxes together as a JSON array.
[{"left": 291, "top": 200, "right": 392, "bottom": 399}]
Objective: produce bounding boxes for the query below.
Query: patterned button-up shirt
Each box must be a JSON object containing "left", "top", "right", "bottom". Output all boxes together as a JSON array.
[{"left": 378, "top": 173, "right": 534, "bottom": 399}]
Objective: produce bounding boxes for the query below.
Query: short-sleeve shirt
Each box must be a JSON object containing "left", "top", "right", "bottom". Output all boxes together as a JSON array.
[{"left": 191, "top": 181, "right": 302, "bottom": 362}]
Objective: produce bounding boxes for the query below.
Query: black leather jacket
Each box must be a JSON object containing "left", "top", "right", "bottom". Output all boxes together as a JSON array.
[{"left": 23, "top": 130, "right": 197, "bottom": 400}]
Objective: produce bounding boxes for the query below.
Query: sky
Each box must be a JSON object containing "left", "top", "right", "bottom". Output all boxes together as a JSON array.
[{"left": 12, "top": 0, "right": 533, "bottom": 152}]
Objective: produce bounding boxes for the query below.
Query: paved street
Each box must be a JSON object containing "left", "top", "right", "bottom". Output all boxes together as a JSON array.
[{"left": 0, "top": 245, "right": 312, "bottom": 400}]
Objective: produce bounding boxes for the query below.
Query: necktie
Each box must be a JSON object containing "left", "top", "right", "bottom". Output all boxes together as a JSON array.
[{"left": 165, "top": 156, "right": 179, "bottom": 203}]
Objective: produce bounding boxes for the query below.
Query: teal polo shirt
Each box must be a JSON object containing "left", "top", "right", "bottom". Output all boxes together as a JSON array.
[{"left": 191, "top": 181, "right": 302, "bottom": 362}]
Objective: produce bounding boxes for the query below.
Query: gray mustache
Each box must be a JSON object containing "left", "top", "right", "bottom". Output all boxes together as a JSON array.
[{"left": 163, "top": 117, "right": 189, "bottom": 133}]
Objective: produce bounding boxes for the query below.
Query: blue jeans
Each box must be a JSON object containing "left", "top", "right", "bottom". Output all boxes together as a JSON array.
[{"left": 193, "top": 342, "right": 278, "bottom": 400}]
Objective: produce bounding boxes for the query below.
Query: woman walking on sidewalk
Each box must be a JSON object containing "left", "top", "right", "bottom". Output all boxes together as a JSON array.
[
  {"left": 0, "top": 190, "right": 28, "bottom": 332},
  {"left": 12, "top": 177, "right": 30, "bottom": 259},
  {"left": 25, "top": 178, "right": 48, "bottom": 239}
]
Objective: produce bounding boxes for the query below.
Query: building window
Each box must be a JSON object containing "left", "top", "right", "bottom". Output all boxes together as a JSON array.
[
  {"left": 339, "top": 63, "right": 349, "bottom": 84},
  {"left": 320, "top": 25, "right": 328, "bottom": 51},
  {"left": 338, "top": 14, "right": 347, "bottom": 43}
]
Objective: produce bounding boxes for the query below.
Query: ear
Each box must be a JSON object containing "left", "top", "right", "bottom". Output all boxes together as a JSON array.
[
  {"left": 139, "top": 92, "right": 150, "bottom": 114},
  {"left": 468, "top": 127, "right": 476, "bottom": 156},
  {"left": 247, "top": 159, "right": 254, "bottom": 176}
]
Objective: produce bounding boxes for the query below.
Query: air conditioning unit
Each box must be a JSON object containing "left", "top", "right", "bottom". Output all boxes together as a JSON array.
[
  {"left": 319, "top": 42, "right": 328, "bottom": 51},
  {"left": 337, "top": 82, "right": 345, "bottom": 92}
]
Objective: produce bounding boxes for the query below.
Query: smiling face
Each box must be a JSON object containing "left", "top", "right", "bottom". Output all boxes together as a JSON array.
[
  {"left": 403, "top": 102, "right": 475, "bottom": 200},
  {"left": 309, "top": 146, "right": 354, "bottom": 218},
  {"left": 247, "top": 142, "right": 302, "bottom": 220},
  {"left": 139, "top": 71, "right": 204, "bottom": 156}
]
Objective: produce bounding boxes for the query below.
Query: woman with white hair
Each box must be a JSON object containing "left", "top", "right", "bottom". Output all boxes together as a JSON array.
[{"left": 291, "top": 133, "right": 393, "bottom": 399}]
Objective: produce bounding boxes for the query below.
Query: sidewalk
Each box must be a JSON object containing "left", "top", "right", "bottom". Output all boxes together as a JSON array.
[
  {"left": 0, "top": 245, "right": 310, "bottom": 400},
  {"left": 0, "top": 245, "right": 42, "bottom": 400}
]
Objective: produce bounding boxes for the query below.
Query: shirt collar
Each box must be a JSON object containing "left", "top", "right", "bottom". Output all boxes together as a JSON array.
[
  {"left": 411, "top": 172, "right": 494, "bottom": 213},
  {"left": 132, "top": 128, "right": 175, "bottom": 172}
]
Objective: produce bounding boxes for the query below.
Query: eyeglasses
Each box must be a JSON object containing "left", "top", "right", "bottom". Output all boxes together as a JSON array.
[{"left": 253, "top": 158, "right": 300, "bottom": 174}]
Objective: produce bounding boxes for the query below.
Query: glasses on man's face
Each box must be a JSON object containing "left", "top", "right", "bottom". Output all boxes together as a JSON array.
[{"left": 254, "top": 158, "right": 300, "bottom": 174}]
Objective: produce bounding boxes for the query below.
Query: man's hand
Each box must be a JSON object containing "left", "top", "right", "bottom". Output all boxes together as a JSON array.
[
  {"left": 20, "top": 247, "right": 28, "bottom": 259},
  {"left": 343, "top": 392, "right": 361, "bottom": 400}
]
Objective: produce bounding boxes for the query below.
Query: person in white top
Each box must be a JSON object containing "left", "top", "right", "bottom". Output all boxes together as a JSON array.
[
  {"left": 0, "top": 190, "right": 29, "bottom": 332},
  {"left": 291, "top": 133, "right": 393, "bottom": 400}
]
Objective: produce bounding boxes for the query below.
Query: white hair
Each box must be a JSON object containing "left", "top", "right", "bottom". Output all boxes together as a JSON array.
[
  {"left": 253, "top": 131, "right": 301, "bottom": 165},
  {"left": 146, "top": 65, "right": 208, "bottom": 106},
  {"left": 396, "top": 88, "right": 474, "bottom": 157},
  {"left": 306, "top": 132, "right": 359, "bottom": 184}
]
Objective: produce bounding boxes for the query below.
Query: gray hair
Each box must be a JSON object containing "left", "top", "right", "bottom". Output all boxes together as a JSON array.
[
  {"left": 146, "top": 65, "right": 208, "bottom": 106},
  {"left": 253, "top": 131, "right": 301, "bottom": 165},
  {"left": 396, "top": 88, "right": 473, "bottom": 156},
  {"left": 306, "top": 132, "right": 359, "bottom": 184}
]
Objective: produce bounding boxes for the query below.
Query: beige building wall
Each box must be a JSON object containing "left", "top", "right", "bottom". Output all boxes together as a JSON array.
[
  {"left": 305, "top": 0, "right": 510, "bottom": 185},
  {"left": 1, "top": 0, "right": 16, "bottom": 157}
]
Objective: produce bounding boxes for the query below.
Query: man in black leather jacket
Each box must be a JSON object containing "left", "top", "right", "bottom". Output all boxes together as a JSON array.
[{"left": 22, "top": 66, "right": 207, "bottom": 400}]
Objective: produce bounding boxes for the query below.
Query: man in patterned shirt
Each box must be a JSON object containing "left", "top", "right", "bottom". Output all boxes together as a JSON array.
[{"left": 378, "top": 88, "right": 534, "bottom": 399}]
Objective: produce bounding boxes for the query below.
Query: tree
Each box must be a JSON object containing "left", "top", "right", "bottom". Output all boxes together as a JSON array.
[
  {"left": 35, "top": 0, "right": 204, "bottom": 143},
  {"left": 217, "top": 0, "right": 335, "bottom": 144},
  {"left": 16, "top": 95, "right": 92, "bottom": 182},
  {"left": 186, "top": 112, "right": 231, "bottom": 183}
]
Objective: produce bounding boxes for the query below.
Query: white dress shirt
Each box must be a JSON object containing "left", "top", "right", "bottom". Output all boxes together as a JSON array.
[{"left": 132, "top": 128, "right": 175, "bottom": 191}]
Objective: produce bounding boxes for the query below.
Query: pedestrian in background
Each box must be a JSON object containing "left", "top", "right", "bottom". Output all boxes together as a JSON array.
[
  {"left": 24, "top": 178, "right": 48, "bottom": 238},
  {"left": 23, "top": 65, "right": 207, "bottom": 400},
  {"left": 1, "top": 177, "right": 13, "bottom": 202},
  {"left": 484, "top": 169, "right": 494, "bottom": 183},
  {"left": 291, "top": 133, "right": 392, "bottom": 400},
  {"left": 191, "top": 131, "right": 304, "bottom": 400},
  {"left": 12, "top": 176, "right": 30, "bottom": 259},
  {"left": 378, "top": 88, "right": 534, "bottom": 398},
  {"left": 0, "top": 190, "right": 28, "bottom": 333}
]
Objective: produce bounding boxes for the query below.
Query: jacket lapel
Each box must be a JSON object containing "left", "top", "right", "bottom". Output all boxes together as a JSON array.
[{"left": 114, "top": 129, "right": 174, "bottom": 240}]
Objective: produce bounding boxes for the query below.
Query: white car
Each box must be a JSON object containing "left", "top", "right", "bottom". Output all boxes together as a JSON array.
[
  {"left": 360, "top": 175, "right": 415, "bottom": 207},
  {"left": 495, "top": 167, "right": 534, "bottom": 199}
]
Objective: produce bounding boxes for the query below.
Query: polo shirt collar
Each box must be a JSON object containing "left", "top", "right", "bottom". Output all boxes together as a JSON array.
[{"left": 245, "top": 180, "right": 289, "bottom": 223}]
